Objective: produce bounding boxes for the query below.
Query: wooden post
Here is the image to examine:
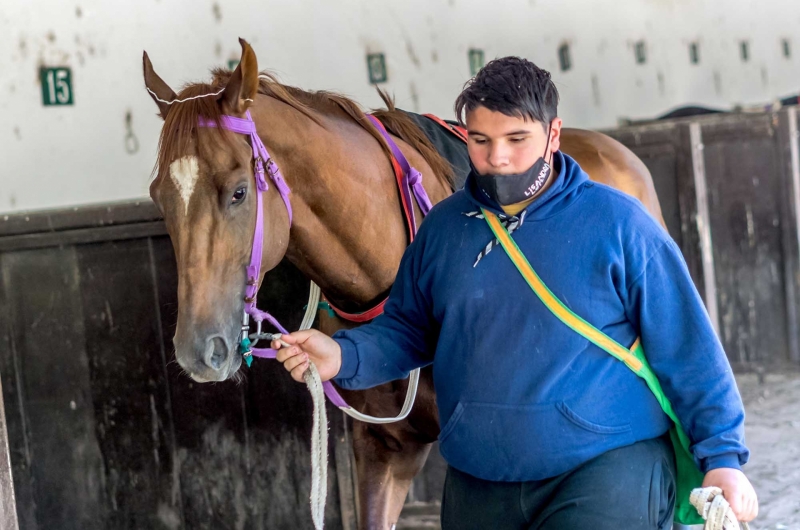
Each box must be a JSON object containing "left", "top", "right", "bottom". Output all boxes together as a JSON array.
[
  {"left": 777, "top": 107, "right": 800, "bottom": 364},
  {"left": 0, "top": 376, "right": 20, "bottom": 530}
]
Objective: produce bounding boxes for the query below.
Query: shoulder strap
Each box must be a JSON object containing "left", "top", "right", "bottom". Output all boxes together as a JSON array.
[
  {"left": 482, "top": 209, "right": 644, "bottom": 371},
  {"left": 481, "top": 208, "right": 685, "bottom": 429},
  {"left": 482, "top": 208, "right": 706, "bottom": 526}
]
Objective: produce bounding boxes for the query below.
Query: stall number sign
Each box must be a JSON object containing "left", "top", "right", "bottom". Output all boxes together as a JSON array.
[
  {"left": 367, "top": 53, "right": 387, "bottom": 84},
  {"left": 41, "top": 67, "right": 73, "bottom": 106},
  {"left": 469, "top": 49, "right": 485, "bottom": 76}
]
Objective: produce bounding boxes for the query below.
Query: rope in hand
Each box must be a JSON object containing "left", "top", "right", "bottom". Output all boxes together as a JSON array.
[
  {"left": 690, "top": 487, "right": 751, "bottom": 530},
  {"left": 253, "top": 282, "right": 328, "bottom": 530},
  {"left": 248, "top": 281, "right": 420, "bottom": 528}
]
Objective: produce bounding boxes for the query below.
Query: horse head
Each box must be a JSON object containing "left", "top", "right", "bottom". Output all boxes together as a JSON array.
[{"left": 144, "top": 39, "right": 291, "bottom": 382}]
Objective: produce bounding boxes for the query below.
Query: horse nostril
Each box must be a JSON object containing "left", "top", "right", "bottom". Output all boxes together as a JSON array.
[{"left": 207, "top": 336, "right": 229, "bottom": 370}]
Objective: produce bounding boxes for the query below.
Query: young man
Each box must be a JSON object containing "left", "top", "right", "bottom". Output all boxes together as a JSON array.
[{"left": 274, "top": 57, "right": 758, "bottom": 529}]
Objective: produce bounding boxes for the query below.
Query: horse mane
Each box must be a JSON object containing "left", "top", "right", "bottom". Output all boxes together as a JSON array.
[{"left": 155, "top": 69, "right": 454, "bottom": 189}]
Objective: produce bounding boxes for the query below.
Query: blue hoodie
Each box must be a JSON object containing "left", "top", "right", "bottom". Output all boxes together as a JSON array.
[{"left": 332, "top": 151, "right": 748, "bottom": 482}]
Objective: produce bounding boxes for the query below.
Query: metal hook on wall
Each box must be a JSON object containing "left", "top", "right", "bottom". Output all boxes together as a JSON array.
[{"left": 124, "top": 109, "right": 140, "bottom": 155}]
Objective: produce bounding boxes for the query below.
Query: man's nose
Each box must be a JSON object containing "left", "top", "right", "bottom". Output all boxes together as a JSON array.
[{"left": 488, "top": 146, "right": 510, "bottom": 168}]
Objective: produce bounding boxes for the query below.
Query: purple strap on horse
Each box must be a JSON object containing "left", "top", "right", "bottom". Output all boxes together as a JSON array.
[
  {"left": 365, "top": 115, "right": 433, "bottom": 233},
  {"left": 196, "top": 109, "right": 429, "bottom": 410},
  {"left": 198, "top": 111, "right": 293, "bottom": 316}
]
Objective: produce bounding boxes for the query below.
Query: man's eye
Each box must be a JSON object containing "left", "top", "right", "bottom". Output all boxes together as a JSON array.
[
  {"left": 473, "top": 139, "right": 487, "bottom": 144},
  {"left": 510, "top": 137, "right": 526, "bottom": 143},
  {"left": 231, "top": 187, "right": 247, "bottom": 204}
]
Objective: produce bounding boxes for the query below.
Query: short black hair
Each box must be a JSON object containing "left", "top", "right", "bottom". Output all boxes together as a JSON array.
[{"left": 455, "top": 56, "right": 559, "bottom": 130}]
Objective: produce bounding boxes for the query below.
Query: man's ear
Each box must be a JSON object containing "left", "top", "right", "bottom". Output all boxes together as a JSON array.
[{"left": 548, "top": 117, "right": 563, "bottom": 154}]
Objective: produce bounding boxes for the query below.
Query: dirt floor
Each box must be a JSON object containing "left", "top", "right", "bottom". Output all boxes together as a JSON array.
[{"left": 738, "top": 372, "right": 800, "bottom": 530}]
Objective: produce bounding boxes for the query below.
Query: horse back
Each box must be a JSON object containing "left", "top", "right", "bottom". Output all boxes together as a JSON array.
[{"left": 560, "top": 128, "right": 667, "bottom": 229}]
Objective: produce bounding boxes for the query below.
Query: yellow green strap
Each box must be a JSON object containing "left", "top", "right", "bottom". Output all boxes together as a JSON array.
[
  {"left": 483, "top": 210, "right": 644, "bottom": 371},
  {"left": 482, "top": 208, "right": 705, "bottom": 525}
]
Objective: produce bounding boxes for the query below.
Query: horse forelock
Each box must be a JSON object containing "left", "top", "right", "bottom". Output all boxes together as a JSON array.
[{"left": 154, "top": 83, "right": 233, "bottom": 183}]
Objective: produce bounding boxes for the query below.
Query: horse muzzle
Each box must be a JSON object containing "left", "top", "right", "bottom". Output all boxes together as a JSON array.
[{"left": 174, "top": 332, "right": 241, "bottom": 382}]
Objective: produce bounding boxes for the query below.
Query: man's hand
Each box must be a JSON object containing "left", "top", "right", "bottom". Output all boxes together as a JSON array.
[
  {"left": 702, "top": 467, "right": 758, "bottom": 522},
  {"left": 272, "top": 329, "right": 342, "bottom": 383}
]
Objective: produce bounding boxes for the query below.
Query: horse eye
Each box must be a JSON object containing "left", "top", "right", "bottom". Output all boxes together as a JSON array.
[{"left": 231, "top": 187, "right": 247, "bottom": 204}]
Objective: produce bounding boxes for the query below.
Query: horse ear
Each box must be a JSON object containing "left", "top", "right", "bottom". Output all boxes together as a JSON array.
[
  {"left": 223, "top": 38, "right": 259, "bottom": 114},
  {"left": 143, "top": 51, "right": 177, "bottom": 120}
]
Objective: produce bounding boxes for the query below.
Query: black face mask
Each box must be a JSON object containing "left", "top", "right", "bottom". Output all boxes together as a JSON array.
[{"left": 473, "top": 126, "right": 553, "bottom": 207}]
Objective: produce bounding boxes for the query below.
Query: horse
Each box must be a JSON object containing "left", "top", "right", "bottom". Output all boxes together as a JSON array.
[{"left": 143, "top": 39, "right": 667, "bottom": 530}]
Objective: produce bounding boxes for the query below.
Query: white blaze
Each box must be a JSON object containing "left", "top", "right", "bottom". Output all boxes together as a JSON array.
[{"left": 169, "top": 156, "right": 200, "bottom": 215}]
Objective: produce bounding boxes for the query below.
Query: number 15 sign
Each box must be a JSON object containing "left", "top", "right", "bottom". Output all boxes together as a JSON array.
[{"left": 40, "top": 67, "right": 73, "bottom": 106}]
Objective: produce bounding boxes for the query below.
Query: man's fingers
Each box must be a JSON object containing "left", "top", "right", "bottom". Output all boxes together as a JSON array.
[
  {"left": 741, "top": 493, "right": 758, "bottom": 522},
  {"left": 276, "top": 345, "right": 302, "bottom": 363},
  {"left": 283, "top": 352, "right": 309, "bottom": 373},
  {"left": 726, "top": 491, "right": 743, "bottom": 520},
  {"left": 291, "top": 360, "right": 309, "bottom": 382}
]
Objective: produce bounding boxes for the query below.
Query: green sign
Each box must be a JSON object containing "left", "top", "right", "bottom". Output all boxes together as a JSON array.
[
  {"left": 469, "top": 49, "right": 485, "bottom": 76},
  {"left": 41, "top": 67, "right": 73, "bottom": 106},
  {"left": 366, "top": 53, "right": 387, "bottom": 84}
]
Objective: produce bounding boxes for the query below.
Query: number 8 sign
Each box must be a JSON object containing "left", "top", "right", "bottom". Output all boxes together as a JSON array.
[{"left": 40, "top": 67, "right": 73, "bottom": 106}]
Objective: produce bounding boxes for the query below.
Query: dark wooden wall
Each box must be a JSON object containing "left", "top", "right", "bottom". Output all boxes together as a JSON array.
[
  {"left": 604, "top": 107, "right": 800, "bottom": 370},
  {"left": 0, "top": 202, "right": 355, "bottom": 530}
]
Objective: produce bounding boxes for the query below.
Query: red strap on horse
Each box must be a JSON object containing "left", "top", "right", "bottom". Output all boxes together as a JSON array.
[
  {"left": 327, "top": 113, "right": 468, "bottom": 323},
  {"left": 423, "top": 113, "right": 468, "bottom": 144},
  {"left": 326, "top": 296, "right": 388, "bottom": 323}
]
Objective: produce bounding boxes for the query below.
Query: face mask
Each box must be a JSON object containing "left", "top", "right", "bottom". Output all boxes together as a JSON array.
[{"left": 473, "top": 125, "right": 553, "bottom": 206}]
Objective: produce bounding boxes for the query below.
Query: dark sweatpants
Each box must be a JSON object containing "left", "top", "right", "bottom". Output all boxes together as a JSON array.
[{"left": 441, "top": 435, "right": 676, "bottom": 530}]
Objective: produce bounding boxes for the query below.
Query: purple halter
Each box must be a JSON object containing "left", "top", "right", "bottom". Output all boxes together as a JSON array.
[
  {"left": 195, "top": 109, "right": 432, "bottom": 409},
  {"left": 197, "top": 110, "right": 349, "bottom": 406},
  {"left": 198, "top": 110, "right": 291, "bottom": 314}
]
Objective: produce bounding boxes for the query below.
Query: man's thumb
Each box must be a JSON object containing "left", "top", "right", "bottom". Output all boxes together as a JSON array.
[
  {"left": 290, "top": 329, "right": 318, "bottom": 344},
  {"left": 274, "top": 332, "right": 299, "bottom": 345}
]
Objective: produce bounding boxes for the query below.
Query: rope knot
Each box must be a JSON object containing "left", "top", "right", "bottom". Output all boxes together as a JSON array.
[{"left": 690, "top": 487, "right": 750, "bottom": 530}]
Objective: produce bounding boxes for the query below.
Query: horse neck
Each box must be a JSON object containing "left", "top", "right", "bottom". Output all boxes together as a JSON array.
[{"left": 252, "top": 95, "right": 440, "bottom": 311}]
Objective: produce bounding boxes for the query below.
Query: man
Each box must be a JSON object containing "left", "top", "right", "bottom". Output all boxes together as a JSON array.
[{"left": 273, "top": 57, "right": 758, "bottom": 529}]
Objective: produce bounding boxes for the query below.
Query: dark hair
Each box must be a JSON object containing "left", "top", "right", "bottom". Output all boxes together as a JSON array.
[{"left": 454, "top": 56, "right": 559, "bottom": 129}]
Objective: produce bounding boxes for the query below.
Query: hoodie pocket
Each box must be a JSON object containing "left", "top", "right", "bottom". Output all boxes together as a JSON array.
[{"left": 438, "top": 401, "right": 633, "bottom": 481}]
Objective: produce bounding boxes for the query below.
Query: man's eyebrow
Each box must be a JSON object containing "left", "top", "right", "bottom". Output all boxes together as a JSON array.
[{"left": 468, "top": 129, "right": 534, "bottom": 137}]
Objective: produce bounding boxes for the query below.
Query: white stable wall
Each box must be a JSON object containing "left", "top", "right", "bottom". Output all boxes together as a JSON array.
[{"left": 1, "top": 0, "right": 799, "bottom": 213}]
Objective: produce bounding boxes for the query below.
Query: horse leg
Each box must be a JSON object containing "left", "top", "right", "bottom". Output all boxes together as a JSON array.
[
  {"left": 335, "top": 369, "right": 439, "bottom": 530},
  {"left": 351, "top": 422, "right": 432, "bottom": 530}
]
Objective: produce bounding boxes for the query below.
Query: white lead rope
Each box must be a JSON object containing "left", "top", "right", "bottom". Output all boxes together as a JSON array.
[
  {"left": 690, "top": 487, "right": 751, "bottom": 530},
  {"left": 262, "top": 281, "right": 422, "bottom": 529},
  {"left": 297, "top": 282, "right": 421, "bottom": 424}
]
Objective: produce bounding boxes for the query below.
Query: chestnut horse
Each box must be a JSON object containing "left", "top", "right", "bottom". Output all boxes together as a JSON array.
[{"left": 143, "top": 40, "right": 666, "bottom": 529}]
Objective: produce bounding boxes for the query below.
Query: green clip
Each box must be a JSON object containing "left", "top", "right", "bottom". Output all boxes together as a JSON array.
[
  {"left": 302, "top": 301, "right": 337, "bottom": 318},
  {"left": 318, "top": 300, "right": 336, "bottom": 318},
  {"left": 239, "top": 337, "right": 253, "bottom": 368}
]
